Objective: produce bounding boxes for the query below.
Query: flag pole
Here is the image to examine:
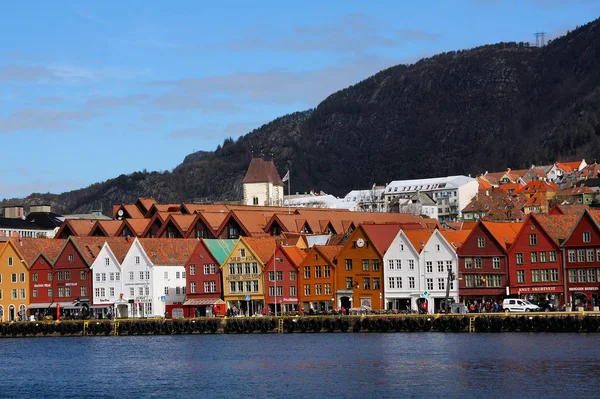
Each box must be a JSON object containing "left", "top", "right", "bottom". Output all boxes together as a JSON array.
[{"left": 287, "top": 169, "right": 291, "bottom": 214}]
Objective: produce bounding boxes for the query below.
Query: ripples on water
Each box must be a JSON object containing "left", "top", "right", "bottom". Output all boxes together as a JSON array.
[{"left": 0, "top": 333, "right": 598, "bottom": 398}]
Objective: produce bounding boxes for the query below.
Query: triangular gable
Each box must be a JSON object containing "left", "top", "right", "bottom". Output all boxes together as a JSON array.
[
  {"left": 562, "top": 209, "right": 600, "bottom": 246},
  {"left": 0, "top": 240, "right": 27, "bottom": 268},
  {"left": 184, "top": 213, "right": 217, "bottom": 239},
  {"left": 90, "top": 242, "right": 122, "bottom": 271},
  {"left": 215, "top": 211, "right": 252, "bottom": 238},
  {"left": 122, "top": 238, "right": 154, "bottom": 267},
  {"left": 115, "top": 218, "right": 150, "bottom": 237},
  {"left": 155, "top": 215, "right": 186, "bottom": 238}
]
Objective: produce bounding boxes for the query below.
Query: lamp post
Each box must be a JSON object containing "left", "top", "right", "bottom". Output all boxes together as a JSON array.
[
  {"left": 445, "top": 267, "right": 456, "bottom": 314},
  {"left": 273, "top": 255, "right": 284, "bottom": 317}
]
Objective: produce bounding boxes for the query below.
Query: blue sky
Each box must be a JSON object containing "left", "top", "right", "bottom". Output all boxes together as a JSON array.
[{"left": 1, "top": 0, "right": 598, "bottom": 199}]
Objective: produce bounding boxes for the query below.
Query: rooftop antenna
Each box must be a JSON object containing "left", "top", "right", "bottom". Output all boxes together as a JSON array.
[{"left": 534, "top": 32, "right": 546, "bottom": 47}]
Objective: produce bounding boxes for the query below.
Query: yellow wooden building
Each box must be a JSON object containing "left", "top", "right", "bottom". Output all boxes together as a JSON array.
[{"left": 0, "top": 241, "right": 30, "bottom": 321}]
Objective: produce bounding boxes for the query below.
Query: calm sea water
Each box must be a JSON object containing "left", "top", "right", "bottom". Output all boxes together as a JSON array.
[{"left": 0, "top": 333, "right": 598, "bottom": 398}]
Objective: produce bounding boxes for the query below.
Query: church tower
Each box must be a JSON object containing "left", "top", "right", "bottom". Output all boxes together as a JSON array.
[{"left": 242, "top": 157, "right": 284, "bottom": 206}]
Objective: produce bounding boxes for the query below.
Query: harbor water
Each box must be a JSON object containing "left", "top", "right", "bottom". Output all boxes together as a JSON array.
[{"left": 0, "top": 333, "right": 598, "bottom": 398}]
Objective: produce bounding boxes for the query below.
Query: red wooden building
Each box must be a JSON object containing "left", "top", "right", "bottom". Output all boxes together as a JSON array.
[
  {"left": 507, "top": 214, "right": 578, "bottom": 308},
  {"left": 181, "top": 239, "right": 236, "bottom": 317},
  {"left": 264, "top": 245, "right": 306, "bottom": 314},
  {"left": 563, "top": 210, "right": 600, "bottom": 310},
  {"left": 457, "top": 221, "right": 523, "bottom": 306}
]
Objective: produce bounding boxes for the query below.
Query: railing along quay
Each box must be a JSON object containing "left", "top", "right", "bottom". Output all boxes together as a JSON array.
[{"left": 1, "top": 313, "right": 600, "bottom": 337}]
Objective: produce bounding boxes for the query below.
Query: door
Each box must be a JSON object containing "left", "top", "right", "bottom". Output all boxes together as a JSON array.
[
  {"left": 340, "top": 296, "right": 351, "bottom": 310},
  {"left": 8, "top": 305, "right": 15, "bottom": 321}
]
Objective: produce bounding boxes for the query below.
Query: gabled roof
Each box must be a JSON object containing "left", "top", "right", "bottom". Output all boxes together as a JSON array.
[
  {"left": 10, "top": 238, "right": 66, "bottom": 265},
  {"left": 438, "top": 230, "right": 471, "bottom": 251},
  {"left": 137, "top": 238, "right": 198, "bottom": 265},
  {"left": 280, "top": 245, "right": 307, "bottom": 267},
  {"left": 181, "top": 203, "right": 231, "bottom": 214},
  {"left": 521, "top": 180, "right": 559, "bottom": 193},
  {"left": 217, "top": 210, "right": 274, "bottom": 237},
  {"left": 579, "top": 163, "right": 600, "bottom": 179},
  {"left": 477, "top": 176, "right": 494, "bottom": 192},
  {"left": 156, "top": 214, "right": 197, "bottom": 237},
  {"left": 70, "top": 236, "right": 116, "bottom": 265},
  {"left": 532, "top": 214, "right": 580, "bottom": 246},
  {"left": 55, "top": 219, "right": 96, "bottom": 237},
  {"left": 524, "top": 192, "right": 548, "bottom": 208},
  {"left": 498, "top": 182, "right": 525, "bottom": 193},
  {"left": 135, "top": 197, "right": 156, "bottom": 215},
  {"left": 444, "top": 221, "right": 477, "bottom": 231},
  {"left": 104, "top": 237, "right": 135, "bottom": 263},
  {"left": 361, "top": 223, "right": 404, "bottom": 255},
  {"left": 240, "top": 236, "right": 277, "bottom": 264},
  {"left": 115, "top": 218, "right": 151, "bottom": 237},
  {"left": 314, "top": 245, "right": 343, "bottom": 264},
  {"left": 403, "top": 229, "right": 433, "bottom": 254},
  {"left": 89, "top": 220, "right": 123, "bottom": 237},
  {"left": 479, "top": 221, "right": 524, "bottom": 251},
  {"left": 201, "top": 212, "right": 230, "bottom": 232},
  {"left": 119, "top": 204, "right": 145, "bottom": 219},
  {"left": 242, "top": 157, "right": 284, "bottom": 185},
  {"left": 203, "top": 239, "right": 237, "bottom": 265},
  {"left": 558, "top": 186, "right": 596, "bottom": 196}
]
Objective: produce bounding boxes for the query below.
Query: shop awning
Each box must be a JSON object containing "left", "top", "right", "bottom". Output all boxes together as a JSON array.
[
  {"left": 56, "top": 302, "right": 83, "bottom": 309},
  {"left": 90, "top": 304, "right": 113, "bottom": 308},
  {"left": 182, "top": 298, "right": 225, "bottom": 306},
  {"left": 28, "top": 303, "right": 53, "bottom": 309}
]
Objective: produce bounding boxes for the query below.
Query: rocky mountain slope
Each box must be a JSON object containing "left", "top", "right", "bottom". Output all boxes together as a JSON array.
[{"left": 5, "top": 18, "right": 600, "bottom": 214}]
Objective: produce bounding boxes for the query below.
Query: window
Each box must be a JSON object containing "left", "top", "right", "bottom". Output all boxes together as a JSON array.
[
  {"left": 19, "top": 272, "right": 25, "bottom": 282},
  {"left": 408, "top": 260, "right": 414, "bottom": 270},
  {"left": 240, "top": 249, "right": 246, "bottom": 258},
  {"left": 236, "top": 264, "right": 242, "bottom": 274},
  {"left": 389, "top": 277, "right": 395, "bottom": 289},
  {"left": 138, "top": 287, "right": 143, "bottom": 296},
  {"left": 229, "top": 264, "right": 235, "bottom": 275},
  {"left": 48, "top": 272, "right": 52, "bottom": 281},
  {"left": 115, "top": 273, "right": 120, "bottom": 281},
  {"left": 20, "top": 289, "right": 26, "bottom": 299},
  {"left": 474, "top": 258, "right": 482, "bottom": 269},
  {"left": 204, "top": 264, "right": 210, "bottom": 274},
  {"left": 372, "top": 260, "right": 379, "bottom": 271},
  {"left": 135, "top": 256, "right": 140, "bottom": 264},
  {"left": 268, "top": 271, "right": 275, "bottom": 282},
  {"left": 388, "top": 259, "right": 394, "bottom": 270},
  {"left": 7, "top": 257, "right": 13, "bottom": 267},
  {"left": 464, "top": 258, "right": 473, "bottom": 269},
  {"left": 109, "top": 287, "right": 115, "bottom": 297},
  {"left": 487, "top": 275, "right": 502, "bottom": 287},
  {"left": 238, "top": 281, "right": 244, "bottom": 292},
  {"left": 437, "top": 278, "right": 445, "bottom": 290},
  {"left": 531, "top": 252, "right": 538, "bottom": 263},
  {"left": 190, "top": 265, "right": 196, "bottom": 275},
  {"left": 95, "top": 273, "right": 101, "bottom": 282},
  {"left": 583, "top": 231, "right": 591, "bottom": 243},
  {"left": 105, "top": 258, "right": 110, "bottom": 266},
  {"left": 568, "top": 269, "right": 577, "bottom": 283},
  {"left": 363, "top": 278, "right": 370, "bottom": 290},
  {"left": 80, "top": 271, "right": 86, "bottom": 280},
  {"left": 176, "top": 287, "right": 181, "bottom": 295},
  {"left": 47, "top": 288, "right": 52, "bottom": 298},
  {"left": 276, "top": 271, "right": 283, "bottom": 281},
  {"left": 304, "top": 285, "right": 310, "bottom": 296},
  {"left": 517, "top": 270, "right": 525, "bottom": 283},
  {"left": 346, "top": 277, "right": 353, "bottom": 289},
  {"left": 426, "top": 261, "right": 433, "bottom": 273},
  {"left": 315, "top": 266, "right": 322, "bottom": 278},
  {"left": 11, "top": 273, "right": 17, "bottom": 283},
  {"left": 323, "top": 266, "right": 330, "bottom": 278},
  {"left": 130, "top": 288, "right": 135, "bottom": 296},
  {"left": 426, "top": 278, "right": 433, "bottom": 290},
  {"left": 568, "top": 250, "right": 576, "bottom": 262},
  {"left": 57, "top": 287, "right": 64, "bottom": 298},
  {"left": 465, "top": 275, "right": 474, "bottom": 288},
  {"left": 477, "top": 237, "right": 485, "bottom": 248},
  {"left": 176, "top": 272, "right": 181, "bottom": 279},
  {"left": 129, "top": 272, "right": 134, "bottom": 281},
  {"left": 65, "top": 271, "right": 70, "bottom": 280},
  {"left": 539, "top": 252, "right": 547, "bottom": 263},
  {"left": 531, "top": 269, "right": 540, "bottom": 282},
  {"left": 516, "top": 253, "right": 523, "bottom": 264},
  {"left": 68, "top": 254, "right": 74, "bottom": 262},
  {"left": 345, "top": 259, "right": 352, "bottom": 271},
  {"left": 395, "top": 260, "right": 401, "bottom": 270},
  {"left": 586, "top": 269, "right": 596, "bottom": 283},
  {"left": 229, "top": 282, "right": 235, "bottom": 293},
  {"left": 578, "top": 250, "right": 585, "bottom": 263},
  {"left": 33, "top": 288, "right": 38, "bottom": 298},
  {"left": 80, "top": 286, "right": 86, "bottom": 296},
  {"left": 57, "top": 271, "right": 63, "bottom": 281},
  {"left": 304, "top": 266, "right": 310, "bottom": 279},
  {"left": 109, "top": 272, "right": 115, "bottom": 281},
  {"left": 437, "top": 261, "right": 444, "bottom": 273},
  {"left": 139, "top": 272, "right": 144, "bottom": 280},
  {"left": 190, "top": 282, "right": 197, "bottom": 293},
  {"left": 32, "top": 273, "right": 38, "bottom": 282},
  {"left": 541, "top": 269, "right": 549, "bottom": 282},
  {"left": 290, "top": 271, "right": 297, "bottom": 281},
  {"left": 529, "top": 234, "right": 537, "bottom": 246},
  {"left": 396, "top": 277, "right": 402, "bottom": 289},
  {"left": 164, "top": 287, "right": 169, "bottom": 295},
  {"left": 315, "top": 284, "right": 322, "bottom": 295},
  {"left": 290, "top": 286, "right": 297, "bottom": 296},
  {"left": 578, "top": 269, "right": 587, "bottom": 283},
  {"left": 550, "top": 251, "right": 557, "bottom": 262},
  {"left": 409, "top": 277, "right": 415, "bottom": 289},
  {"left": 209, "top": 282, "right": 216, "bottom": 292},
  {"left": 101, "top": 273, "right": 107, "bottom": 282},
  {"left": 587, "top": 249, "right": 595, "bottom": 263},
  {"left": 362, "top": 259, "right": 369, "bottom": 271},
  {"left": 400, "top": 244, "right": 404, "bottom": 251},
  {"left": 597, "top": 249, "right": 600, "bottom": 262},
  {"left": 446, "top": 261, "right": 452, "bottom": 271},
  {"left": 245, "top": 281, "right": 251, "bottom": 292},
  {"left": 269, "top": 286, "right": 275, "bottom": 296}
]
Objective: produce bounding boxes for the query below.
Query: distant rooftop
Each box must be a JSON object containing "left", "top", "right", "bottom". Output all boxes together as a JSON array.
[{"left": 385, "top": 175, "right": 475, "bottom": 194}]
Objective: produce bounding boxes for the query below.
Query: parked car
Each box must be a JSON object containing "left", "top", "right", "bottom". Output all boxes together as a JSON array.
[
  {"left": 502, "top": 298, "right": 541, "bottom": 312},
  {"left": 535, "top": 300, "right": 557, "bottom": 312}
]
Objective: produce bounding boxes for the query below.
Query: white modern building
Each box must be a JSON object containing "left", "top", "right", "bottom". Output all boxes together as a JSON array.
[
  {"left": 343, "top": 187, "right": 386, "bottom": 212},
  {"left": 284, "top": 193, "right": 355, "bottom": 210},
  {"left": 384, "top": 175, "right": 478, "bottom": 221}
]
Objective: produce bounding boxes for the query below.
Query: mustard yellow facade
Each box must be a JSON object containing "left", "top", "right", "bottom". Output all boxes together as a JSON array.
[
  {"left": 221, "top": 238, "right": 265, "bottom": 315},
  {"left": 0, "top": 241, "right": 29, "bottom": 321}
]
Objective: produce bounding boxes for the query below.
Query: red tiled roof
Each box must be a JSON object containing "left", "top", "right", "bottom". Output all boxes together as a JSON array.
[
  {"left": 521, "top": 181, "right": 559, "bottom": 193},
  {"left": 480, "top": 221, "right": 524, "bottom": 251},
  {"left": 315, "top": 245, "right": 343, "bottom": 263},
  {"left": 439, "top": 230, "right": 471, "bottom": 250},
  {"left": 361, "top": 224, "right": 403, "bottom": 255},
  {"left": 11, "top": 238, "right": 66, "bottom": 265},
  {"left": 499, "top": 182, "right": 525, "bottom": 193},
  {"left": 403, "top": 229, "right": 433, "bottom": 254},
  {"left": 70, "top": 236, "right": 115, "bottom": 265},
  {"left": 524, "top": 192, "right": 548, "bottom": 208},
  {"left": 549, "top": 204, "right": 590, "bottom": 215},
  {"left": 242, "top": 157, "right": 284, "bottom": 185},
  {"left": 92, "top": 220, "right": 123, "bottom": 236},
  {"left": 138, "top": 238, "right": 199, "bottom": 265},
  {"left": 580, "top": 163, "right": 600, "bottom": 179},
  {"left": 533, "top": 214, "right": 580, "bottom": 246},
  {"left": 559, "top": 186, "right": 596, "bottom": 195},
  {"left": 242, "top": 236, "right": 278, "bottom": 264},
  {"left": 118, "top": 218, "right": 151, "bottom": 237},
  {"left": 280, "top": 246, "right": 307, "bottom": 267},
  {"left": 136, "top": 197, "right": 156, "bottom": 214}
]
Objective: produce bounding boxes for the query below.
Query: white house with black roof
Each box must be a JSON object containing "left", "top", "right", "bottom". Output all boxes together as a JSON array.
[{"left": 0, "top": 205, "right": 63, "bottom": 239}]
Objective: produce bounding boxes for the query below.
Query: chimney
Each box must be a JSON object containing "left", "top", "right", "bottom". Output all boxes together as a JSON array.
[
  {"left": 30, "top": 204, "right": 52, "bottom": 213},
  {"left": 3, "top": 206, "right": 24, "bottom": 219}
]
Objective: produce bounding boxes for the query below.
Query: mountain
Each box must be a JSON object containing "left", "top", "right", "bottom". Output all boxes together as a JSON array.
[{"left": 5, "top": 18, "right": 600, "bottom": 215}]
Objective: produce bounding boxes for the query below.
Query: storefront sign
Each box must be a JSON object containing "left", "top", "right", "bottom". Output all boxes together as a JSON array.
[
  {"left": 229, "top": 256, "right": 256, "bottom": 262},
  {"left": 282, "top": 298, "right": 298, "bottom": 303},
  {"left": 33, "top": 283, "right": 51, "bottom": 288},
  {"left": 225, "top": 274, "right": 260, "bottom": 281},
  {"left": 569, "top": 287, "right": 599, "bottom": 292},
  {"left": 65, "top": 282, "right": 78, "bottom": 287},
  {"left": 518, "top": 286, "right": 560, "bottom": 293}
]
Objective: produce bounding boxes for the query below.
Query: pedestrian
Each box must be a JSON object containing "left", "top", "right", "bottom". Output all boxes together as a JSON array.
[{"left": 262, "top": 307, "right": 267, "bottom": 316}]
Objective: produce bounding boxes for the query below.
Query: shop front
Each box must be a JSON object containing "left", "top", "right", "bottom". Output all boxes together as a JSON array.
[
  {"left": 568, "top": 286, "right": 600, "bottom": 311},
  {"left": 226, "top": 294, "right": 265, "bottom": 317},
  {"left": 182, "top": 298, "right": 226, "bottom": 317},
  {"left": 513, "top": 286, "right": 564, "bottom": 309}
]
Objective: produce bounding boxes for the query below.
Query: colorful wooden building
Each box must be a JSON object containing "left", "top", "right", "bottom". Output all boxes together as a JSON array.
[
  {"left": 298, "top": 245, "right": 342, "bottom": 313},
  {"left": 264, "top": 245, "right": 306, "bottom": 314},
  {"left": 0, "top": 241, "right": 29, "bottom": 321}
]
